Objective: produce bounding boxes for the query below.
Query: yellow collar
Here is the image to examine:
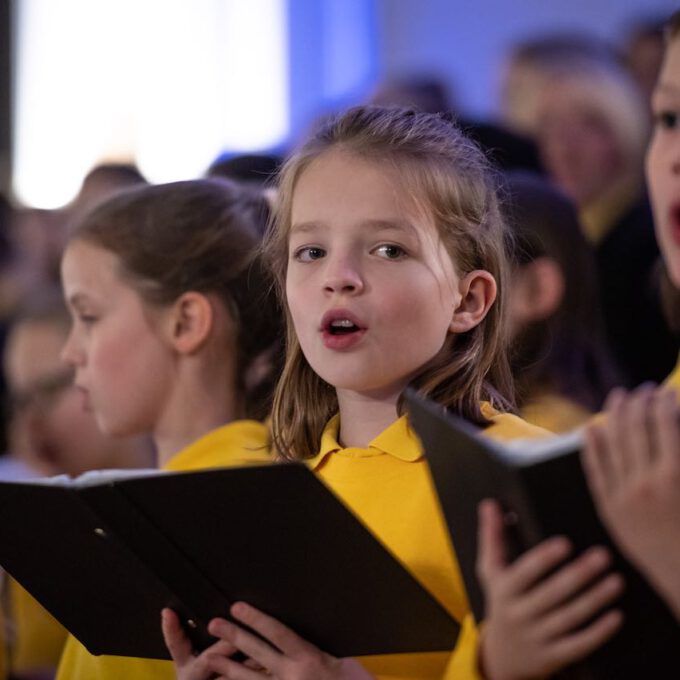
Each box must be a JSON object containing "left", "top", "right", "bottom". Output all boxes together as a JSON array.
[
  {"left": 163, "top": 420, "right": 268, "bottom": 471},
  {"left": 307, "top": 414, "right": 422, "bottom": 470}
]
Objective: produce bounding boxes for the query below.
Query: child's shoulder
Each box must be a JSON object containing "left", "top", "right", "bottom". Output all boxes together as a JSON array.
[{"left": 480, "top": 402, "right": 554, "bottom": 442}]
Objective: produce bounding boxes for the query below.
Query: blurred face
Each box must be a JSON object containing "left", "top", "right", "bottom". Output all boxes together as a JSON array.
[
  {"left": 500, "top": 59, "right": 547, "bottom": 135},
  {"left": 60, "top": 240, "right": 175, "bottom": 437},
  {"left": 286, "top": 149, "right": 463, "bottom": 401},
  {"left": 5, "top": 320, "right": 113, "bottom": 476},
  {"left": 537, "top": 89, "right": 623, "bottom": 209},
  {"left": 646, "top": 37, "right": 680, "bottom": 287}
]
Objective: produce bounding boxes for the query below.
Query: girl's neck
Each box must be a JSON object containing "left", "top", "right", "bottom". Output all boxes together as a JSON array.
[
  {"left": 153, "top": 359, "right": 242, "bottom": 467},
  {"left": 335, "top": 388, "right": 402, "bottom": 448}
]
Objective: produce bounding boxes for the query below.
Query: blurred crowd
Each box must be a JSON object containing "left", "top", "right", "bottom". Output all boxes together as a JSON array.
[{"left": 0, "top": 10, "right": 675, "bottom": 680}]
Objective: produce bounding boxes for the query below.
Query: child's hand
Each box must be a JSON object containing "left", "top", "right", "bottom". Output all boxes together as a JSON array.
[
  {"left": 161, "top": 607, "right": 239, "bottom": 680},
  {"left": 183, "top": 602, "right": 375, "bottom": 680},
  {"left": 583, "top": 385, "right": 680, "bottom": 619},
  {"left": 477, "top": 500, "right": 623, "bottom": 680}
]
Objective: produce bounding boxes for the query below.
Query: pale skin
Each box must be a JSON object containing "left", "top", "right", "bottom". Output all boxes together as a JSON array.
[
  {"left": 163, "top": 147, "right": 628, "bottom": 679},
  {"left": 583, "top": 386, "right": 680, "bottom": 621},
  {"left": 162, "top": 605, "right": 375, "bottom": 680},
  {"left": 161, "top": 150, "right": 497, "bottom": 678},
  {"left": 61, "top": 241, "right": 240, "bottom": 466}
]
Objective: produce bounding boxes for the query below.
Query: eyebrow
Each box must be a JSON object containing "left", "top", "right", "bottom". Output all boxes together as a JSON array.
[{"left": 290, "top": 219, "right": 418, "bottom": 236}]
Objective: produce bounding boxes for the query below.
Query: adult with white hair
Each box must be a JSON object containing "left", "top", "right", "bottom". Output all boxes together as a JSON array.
[{"left": 535, "top": 54, "right": 676, "bottom": 387}]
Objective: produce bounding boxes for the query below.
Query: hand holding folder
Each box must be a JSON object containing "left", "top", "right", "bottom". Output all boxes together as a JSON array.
[
  {"left": 0, "top": 463, "right": 457, "bottom": 660},
  {"left": 406, "top": 390, "right": 680, "bottom": 679}
]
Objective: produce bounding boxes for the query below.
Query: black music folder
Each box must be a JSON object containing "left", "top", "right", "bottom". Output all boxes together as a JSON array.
[
  {"left": 406, "top": 390, "right": 680, "bottom": 679},
  {"left": 0, "top": 464, "right": 458, "bottom": 660}
]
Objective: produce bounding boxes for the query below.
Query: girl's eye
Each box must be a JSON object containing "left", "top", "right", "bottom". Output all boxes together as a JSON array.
[
  {"left": 293, "top": 246, "right": 326, "bottom": 262},
  {"left": 374, "top": 244, "right": 406, "bottom": 260},
  {"left": 78, "top": 313, "right": 98, "bottom": 325},
  {"left": 655, "top": 110, "right": 679, "bottom": 130}
]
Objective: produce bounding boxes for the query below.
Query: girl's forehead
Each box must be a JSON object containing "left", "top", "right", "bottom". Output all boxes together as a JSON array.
[
  {"left": 62, "top": 240, "right": 126, "bottom": 291},
  {"left": 291, "top": 149, "right": 432, "bottom": 227}
]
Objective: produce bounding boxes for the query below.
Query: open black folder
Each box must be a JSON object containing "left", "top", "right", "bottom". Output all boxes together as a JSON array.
[
  {"left": 406, "top": 391, "right": 680, "bottom": 679},
  {"left": 0, "top": 464, "right": 458, "bottom": 660}
]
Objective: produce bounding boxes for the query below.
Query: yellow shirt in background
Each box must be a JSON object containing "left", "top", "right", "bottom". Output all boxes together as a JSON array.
[
  {"left": 521, "top": 392, "right": 592, "bottom": 434},
  {"left": 54, "top": 420, "right": 270, "bottom": 680},
  {"left": 308, "top": 404, "right": 548, "bottom": 680},
  {"left": 8, "top": 579, "right": 68, "bottom": 676}
]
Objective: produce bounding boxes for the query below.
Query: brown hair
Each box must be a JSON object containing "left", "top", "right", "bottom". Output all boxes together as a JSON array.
[
  {"left": 264, "top": 105, "right": 515, "bottom": 461},
  {"left": 503, "top": 172, "right": 621, "bottom": 411},
  {"left": 69, "top": 178, "right": 281, "bottom": 420},
  {"left": 666, "top": 10, "right": 680, "bottom": 41}
]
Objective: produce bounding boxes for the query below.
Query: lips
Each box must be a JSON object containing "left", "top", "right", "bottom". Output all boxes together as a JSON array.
[{"left": 319, "top": 309, "right": 367, "bottom": 350}]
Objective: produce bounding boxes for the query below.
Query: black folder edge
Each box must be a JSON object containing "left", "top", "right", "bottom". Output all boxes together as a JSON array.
[
  {"left": 405, "top": 389, "right": 680, "bottom": 678},
  {"left": 0, "top": 461, "right": 461, "bottom": 660}
]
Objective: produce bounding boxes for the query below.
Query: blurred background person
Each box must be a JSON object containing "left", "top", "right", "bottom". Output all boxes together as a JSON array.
[
  {"left": 503, "top": 172, "right": 621, "bottom": 432},
  {"left": 533, "top": 49, "right": 676, "bottom": 386},
  {"left": 623, "top": 14, "right": 668, "bottom": 100},
  {"left": 369, "top": 74, "right": 543, "bottom": 173},
  {"left": 0, "top": 289, "right": 153, "bottom": 680},
  {"left": 498, "top": 34, "right": 619, "bottom": 138}
]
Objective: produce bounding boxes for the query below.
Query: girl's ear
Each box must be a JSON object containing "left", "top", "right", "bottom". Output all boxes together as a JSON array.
[
  {"left": 168, "top": 292, "right": 214, "bottom": 354},
  {"left": 511, "top": 257, "right": 564, "bottom": 325},
  {"left": 449, "top": 270, "right": 497, "bottom": 333}
]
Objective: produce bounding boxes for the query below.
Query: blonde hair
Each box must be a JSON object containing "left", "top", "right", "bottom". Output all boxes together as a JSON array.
[
  {"left": 263, "top": 106, "right": 515, "bottom": 460},
  {"left": 542, "top": 60, "right": 650, "bottom": 174}
]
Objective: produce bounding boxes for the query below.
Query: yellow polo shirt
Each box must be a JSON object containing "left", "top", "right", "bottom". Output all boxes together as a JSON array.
[
  {"left": 309, "top": 404, "right": 549, "bottom": 680},
  {"left": 521, "top": 392, "right": 592, "bottom": 434},
  {"left": 7, "top": 580, "right": 67, "bottom": 676},
  {"left": 55, "top": 420, "right": 270, "bottom": 680}
]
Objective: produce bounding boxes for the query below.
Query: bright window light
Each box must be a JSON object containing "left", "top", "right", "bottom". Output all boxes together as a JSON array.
[{"left": 13, "top": 0, "right": 289, "bottom": 208}]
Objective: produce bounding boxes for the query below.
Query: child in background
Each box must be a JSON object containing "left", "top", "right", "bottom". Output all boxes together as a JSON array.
[
  {"left": 4, "top": 289, "right": 153, "bottom": 477},
  {"left": 54, "top": 179, "right": 281, "bottom": 680},
  {"left": 2, "top": 290, "right": 153, "bottom": 680},
  {"left": 583, "top": 9, "right": 680, "bottom": 624},
  {"left": 503, "top": 172, "right": 620, "bottom": 432},
  {"left": 163, "top": 106, "right": 623, "bottom": 680}
]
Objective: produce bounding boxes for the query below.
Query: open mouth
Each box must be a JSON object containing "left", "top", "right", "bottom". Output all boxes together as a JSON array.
[
  {"left": 320, "top": 311, "right": 367, "bottom": 349},
  {"left": 327, "top": 319, "right": 361, "bottom": 335}
]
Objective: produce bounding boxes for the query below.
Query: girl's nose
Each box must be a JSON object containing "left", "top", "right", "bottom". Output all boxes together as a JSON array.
[
  {"left": 60, "top": 328, "right": 83, "bottom": 367},
  {"left": 323, "top": 257, "right": 364, "bottom": 295}
]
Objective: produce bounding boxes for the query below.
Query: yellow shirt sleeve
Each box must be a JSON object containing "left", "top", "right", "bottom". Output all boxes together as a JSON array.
[
  {"left": 56, "top": 635, "right": 174, "bottom": 680},
  {"left": 56, "top": 420, "right": 270, "bottom": 680},
  {"left": 8, "top": 579, "right": 68, "bottom": 675}
]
